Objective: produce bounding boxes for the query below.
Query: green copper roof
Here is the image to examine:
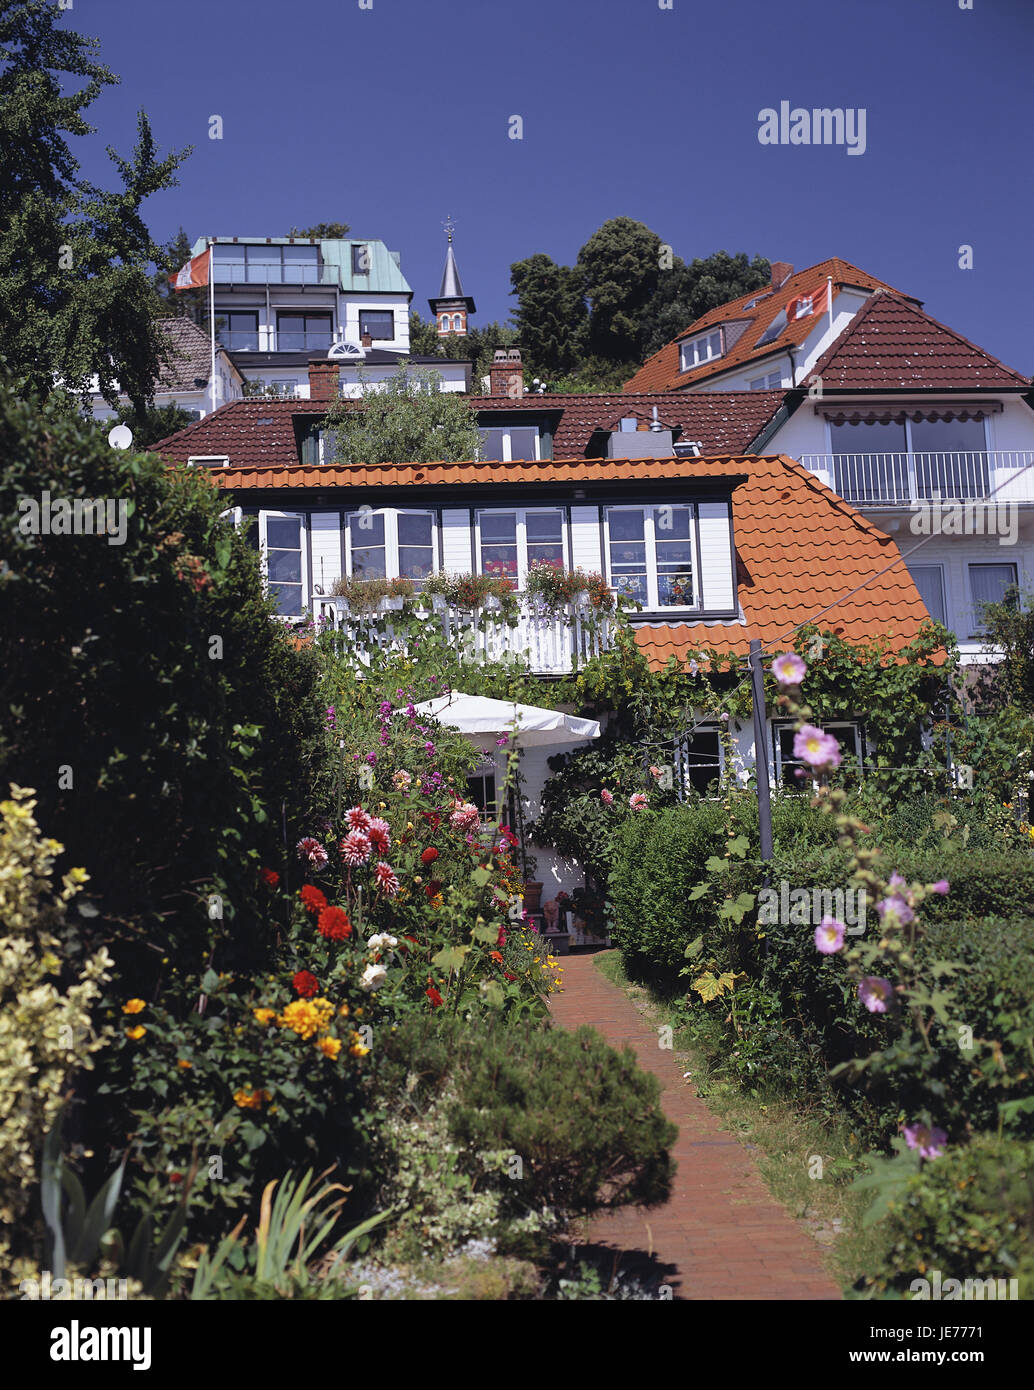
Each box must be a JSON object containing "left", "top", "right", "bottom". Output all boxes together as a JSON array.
[{"left": 191, "top": 236, "right": 411, "bottom": 295}]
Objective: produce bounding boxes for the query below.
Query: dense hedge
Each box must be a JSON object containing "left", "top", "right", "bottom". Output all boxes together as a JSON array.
[{"left": 0, "top": 381, "right": 325, "bottom": 992}]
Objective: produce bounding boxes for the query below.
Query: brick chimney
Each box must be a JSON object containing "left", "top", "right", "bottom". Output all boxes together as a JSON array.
[
  {"left": 488, "top": 347, "right": 524, "bottom": 399},
  {"left": 360, "top": 331, "right": 372, "bottom": 348},
  {"left": 769, "top": 261, "right": 794, "bottom": 288},
  {"left": 307, "top": 357, "right": 341, "bottom": 404}
]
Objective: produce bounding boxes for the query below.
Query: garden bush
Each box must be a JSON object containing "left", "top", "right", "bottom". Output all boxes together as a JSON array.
[
  {"left": 371, "top": 1012, "right": 678, "bottom": 1256},
  {"left": 862, "top": 1134, "right": 1034, "bottom": 1300}
]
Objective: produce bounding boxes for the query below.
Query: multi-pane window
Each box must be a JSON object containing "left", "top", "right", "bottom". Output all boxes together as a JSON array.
[
  {"left": 359, "top": 310, "right": 394, "bottom": 341},
  {"left": 276, "top": 312, "right": 332, "bottom": 352},
  {"left": 969, "top": 562, "right": 1018, "bottom": 633},
  {"left": 775, "top": 722, "right": 862, "bottom": 788},
  {"left": 605, "top": 505, "right": 696, "bottom": 609},
  {"left": 215, "top": 311, "right": 259, "bottom": 351},
  {"left": 345, "top": 509, "right": 436, "bottom": 584},
  {"left": 675, "top": 727, "right": 724, "bottom": 796},
  {"left": 748, "top": 371, "right": 783, "bottom": 390},
  {"left": 477, "top": 426, "right": 541, "bottom": 461},
  {"left": 476, "top": 509, "right": 564, "bottom": 584},
  {"left": 466, "top": 760, "right": 499, "bottom": 822},
  {"left": 679, "top": 329, "right": 722, "bottom": 372},
  {"left": 351, "top": 244, "right": 370, "bottom": 275},
  {"left": 260, "top": 513, "right": 306, "bottom": 616},
  {"left": 213, "top": 245, "right": 319, "bottom": 284}
]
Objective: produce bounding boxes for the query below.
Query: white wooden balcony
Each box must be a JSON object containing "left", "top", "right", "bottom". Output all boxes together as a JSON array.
[
  {"left": 312, "top": 595, "right": 615, "bottom": 675},
  {"left": 799, "top": 451, "right": 1034, "bottom": 507}
]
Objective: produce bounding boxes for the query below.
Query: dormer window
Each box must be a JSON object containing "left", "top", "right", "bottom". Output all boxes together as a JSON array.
[
  {"left": 605, "top": 504, "right": 698, "bottom": 610},
  {"left": 351, "top": 243, "right": 370, "bottom": 275},
  {"left": 679, "top": 329, "right": 723, "bottom": 373}
]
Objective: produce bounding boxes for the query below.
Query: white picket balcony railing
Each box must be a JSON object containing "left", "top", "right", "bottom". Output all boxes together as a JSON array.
[
  {"left": 312, "top": 594, "right": 614, "bottom": 675},
  {"left": 799, "top": 451, "right": 1034, "bottom": 506}
]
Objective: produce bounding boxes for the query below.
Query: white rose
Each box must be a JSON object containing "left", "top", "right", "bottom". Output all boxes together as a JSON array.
[
  {"left": 367, "top": 933, "right": 398, "bottom": 952},
  {"left": 360, "top": 962, "right": 388, "bottom": 992}
]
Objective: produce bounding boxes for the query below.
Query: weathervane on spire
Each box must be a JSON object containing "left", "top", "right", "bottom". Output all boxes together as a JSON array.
[
  {"left": 430, "top": 219, "right": 475, "bottom": 337},
  {"left": 442, "top": 215, "right": 455, "bottom": 245}
]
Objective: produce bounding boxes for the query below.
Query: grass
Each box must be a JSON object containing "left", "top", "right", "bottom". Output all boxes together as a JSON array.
[{"left": 592, "top": 948, "right": 892, "bottom": 1295}]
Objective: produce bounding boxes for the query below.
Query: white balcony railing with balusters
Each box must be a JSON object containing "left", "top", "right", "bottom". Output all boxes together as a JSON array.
[
  {"left": 312, "top": 594, "right": 614, "bottom": 676},
  {"left": 799, "top": 452, "right": 1034, "bottom": 506}
]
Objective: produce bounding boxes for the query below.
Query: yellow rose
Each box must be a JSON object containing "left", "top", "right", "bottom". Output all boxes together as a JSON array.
[
  {"left": 122, "top": 999, "right": 146, "bottom": 1015},
  {"left": 125, "top": 1025, "right": 146, "bottom": 1041}
]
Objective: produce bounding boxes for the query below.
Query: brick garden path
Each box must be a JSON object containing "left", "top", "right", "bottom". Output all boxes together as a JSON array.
[{"left": 548, "top": 951, "right": 841, "bottom": 1300}]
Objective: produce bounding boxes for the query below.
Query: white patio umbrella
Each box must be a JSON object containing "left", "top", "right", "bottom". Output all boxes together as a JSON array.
[{"left": 413, "top": 692, "right": 600, "bottom": 748}]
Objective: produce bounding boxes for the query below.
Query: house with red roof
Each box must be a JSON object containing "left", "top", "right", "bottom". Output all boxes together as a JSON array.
[{"left": 626, "top": 260, "right": 1034, "bottom": 662}]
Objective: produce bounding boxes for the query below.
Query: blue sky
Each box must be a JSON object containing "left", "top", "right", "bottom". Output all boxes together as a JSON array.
[{"left": 71, "top": 0, "right": 1033, "bottom": 372}]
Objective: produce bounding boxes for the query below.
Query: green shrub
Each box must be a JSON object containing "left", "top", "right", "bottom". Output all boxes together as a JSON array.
[
  {"left": 863, "top": 1135, "right": 1034, "bottom": 1300},
  {"left": 372, "top": 1013, "right": 677, "bottom": 1255}
]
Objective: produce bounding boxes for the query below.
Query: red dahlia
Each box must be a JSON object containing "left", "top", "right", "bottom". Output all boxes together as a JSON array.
[
  {"left": 260, "top": 867, "right": 280, "bottom": 888},
  {"left": 299, "top": 885, "right": 328, "bottom": 915},
  {"left": 317, "top": 905, "right": 352, "bottom": 941},
  {"left": 420, "top": 846, "right": 439, "bottom": 865},
  {"left": 292, "top": 970, "right": 319, "bottom": 997},
  {"left": 425, "top": 986, "right": 444, "bottom": 1008}
]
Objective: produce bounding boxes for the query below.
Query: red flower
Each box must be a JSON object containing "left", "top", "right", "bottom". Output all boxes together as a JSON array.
[
  {"left": 401, "top": 934, "right": 418, "bottom": 951},
  {"left": 260, "top": 867, "right": 279, "bottom": 888},
  {"left": 503, "top": 971, "right": 516, "bottom": 981},
  {"left": 424, "top": 880, "right": 443, "bottom": 899},
  {"left": 317, "top": 906, "right": 352, "bottom": 941},
  {"left": 420, "top": 811, "right": 442, "bottom": 831},
  {"left": 169, "top": 1171, "right": 183, "bottom": 1185},
  {"left": 299, "top": 885, "right": 328, "bottom": 915},
  {"left": 292, "top": 970, "right": 319, "bottom": 998},
  {"left": 373, "top": 862, "right": 400, "bottom": 896},
  {"left": 490, "top": 951, "right": 504, "bottom": 964},
  {"left": 421, "top": 846, "right": 439, "bottom": 865},
  {"left": 497, "top": 924, "right": 507, "bottom": 947},
  {"left": 425, "top": 986, "right": 444, "bottom": 1008}
]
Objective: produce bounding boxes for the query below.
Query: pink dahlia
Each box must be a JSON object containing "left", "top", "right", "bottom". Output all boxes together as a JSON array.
[
  {"left": 296, "top": 837, "right": 329, "bottom": 870},
  {"left": 346, "top": 806, "right": 372, "bottom": 832},
  {"left": 629, "top": 792, "right": 649, "bottom": 811},
  {"left": 600, "top": 788, "right": 614, "bottom": 806},
  {"left": 373, "top": 861, "right": 400, "bottom": 896},
  {"left": 858, "top": 976, "right": 893, "bottom": 1014},
  {"left": 450, "top": 802, "right": 481, "bottom": 831},
  {"left": 367, "top": 817, "right": 391, "bottom": 853},
  {"left": 793, "top": 725, "right": 842, "bottom": 770},
  {"left": 340, "top": 830, "right": 372, "bottom": 866},
  {"left": 903, "top": 1121, "right": 947, "bottom": 1160},
  {"left": 772, "top": 652, "right": 807, "bottom": 687},
  {"left": 814, "top": 916, "right": 846, "bottom": 954}
]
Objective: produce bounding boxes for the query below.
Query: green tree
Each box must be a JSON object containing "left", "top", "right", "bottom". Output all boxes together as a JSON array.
[
  {"left": 577, "top": 218, "right": 662, "bottom": 367},
  {"left": 288, "top": 221, "right": 351, "bottom": 239},
  {"left": 509, "top": 253, "right": 587, "bottom": 376},
  {"left": 639, "top": 250, "right": 771, "bottom": 359},
  {"left": 320, "top": 364, "right": 483, "bottom": 465},
  {"left": 0, "top": 0, "right": 190, "bottom": 412},
  {"left": 409, "top": 312, "right": 519, "bottom": 390},
  {"left": 102, "top": 400, "right": 200, "bottom": 451},
  {"left": 970, "top": 587, "right": 1034, "bottom": 717}
]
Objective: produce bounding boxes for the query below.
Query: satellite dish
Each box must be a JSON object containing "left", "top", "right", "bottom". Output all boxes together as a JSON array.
[
  {"left": 328, "top": 340, "right": 365, "bottom": 360},
  {"left": 107, "top": 423, "right": 133, "bottom": 450}
]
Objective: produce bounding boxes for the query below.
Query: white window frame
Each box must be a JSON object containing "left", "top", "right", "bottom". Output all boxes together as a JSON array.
[
  {"left": 968, "top": 561, "right": 1018, "bottom": 636},
  {"left": 748, "top": 371, "right": 783, "bottom": 391},
  {"left": 773, "top": 721, "right": 863, "bottom": 788},
  {"left": 476, "top": 425, "right": 542, "bottom": 462},
  {"left": 679, "top": 328, "right": 723, "bottom": 373},
  {"left": 603, "top": 503, "right": 700, "bottom": 612},
  {"left": 259, "top": 509, "right": 308, "bottom": 619},
  {"left": 186, "top": 455, "right": 230, "bottom": 468},
  {"left": 474, "top": 506, "right": 565, "bottom": 588},
  {"left": 344, "top": 507, "right": 438, "bottom": 583},
  {"left": 911, "top": 563, "right": 947, "bottom": 628},
  {"left": 675, "top": 724, "right": 725, "bottom": 798}
]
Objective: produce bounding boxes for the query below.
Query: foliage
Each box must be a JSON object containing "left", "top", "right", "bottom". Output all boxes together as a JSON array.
[
  {"left": 0, "top": 381, "right": 325, "bottom": 995},
  {"left": 408, "top": 312, "right": 520, "bottom": 387},
  {"left": 638, "top": 250, "right": 772, "bottom": 360},
  {"left": 0, "top": 788, "right": 111, "bottom": 1270},
  {"left": 857, "top": 1134, "right": 1034, "bottom": 1300},
  {"left": 524, "top": 563, "right": 614, "bottom": 612},
  {"left": 578, "top": 217, "right": 665, "bottom": 366},
  {"left": 329, "top": 575, "right": 417, "bottom": 608},
  {"left": 372, "top": 1012, "right": 678, "bottom": 1254},
  {"left": 287, "top": 221, "right": 351, "bottom": 240},
  {"left": 422, "top": 570, "right": 519, "bottom": 613},
  {"left": 101, "top": 400, "right": 200, "bottom": 451},
  {"left": 508, "top": 253, "right": 588, "bottom": 376},
  {"left": 0, "top": 0, "right": 190, "bottom": 411},
  {"left": 971, "top": 586, "right": 1034, "bottom": 716},
  {"left": 319, "top": 364, "right": 482, "bottom": 465},
  {"left": 151, "top": 227, "right": 206, "bottom": 329}
]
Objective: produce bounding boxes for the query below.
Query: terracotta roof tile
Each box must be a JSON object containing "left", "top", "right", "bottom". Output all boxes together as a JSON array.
[
  {"left": 807, "top": 291, "right": 1030, "bottom": 391},
  {"left": 155, "top": 317, "right": 218, "bottom": 393},
  {"left": 624, "top": 257, "right": 912, "bottom": 393},
  {"left": 184, "top": 449, "right": 931, "bottom": 668}
]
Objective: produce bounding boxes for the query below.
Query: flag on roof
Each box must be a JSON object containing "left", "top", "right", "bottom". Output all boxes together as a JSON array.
[
  {"left": 169, "top": 249, "right": 210, "bottom": 291},
  {"left": 786, "top": 281, "right": 830, "bottom": 323}
]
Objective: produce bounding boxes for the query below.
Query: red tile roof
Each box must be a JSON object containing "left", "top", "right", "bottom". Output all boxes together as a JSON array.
[
  {"left": 153, "top": 390, "right": 784, "bottom": 467},
  {"left": 623, "top": 258, "right": 912, "bottom": 393},
  {"left": 807, "top": 291, "right": 1030, "bottom": 391},
  {"left": 190, "top": 451, "right": 931, "bottom": 669}
]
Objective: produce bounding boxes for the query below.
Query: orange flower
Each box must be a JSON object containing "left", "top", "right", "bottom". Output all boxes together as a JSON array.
[
  {"left": 233, "top": 1087, "right": 271, "bottom": 1110},
  {"left": 122, "top": 999, "right": 146, "bottom": 1015},
  {"left": 490, "top": 951, "right": 504, "bottom": 964},
  {"left": 176, "top": 1058, "right": 193, "bottom": 1070}
]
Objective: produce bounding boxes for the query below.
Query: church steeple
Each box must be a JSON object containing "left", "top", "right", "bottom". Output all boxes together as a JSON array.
[{"left": 428, "top": 222, "right": 475, "bottom": 337}]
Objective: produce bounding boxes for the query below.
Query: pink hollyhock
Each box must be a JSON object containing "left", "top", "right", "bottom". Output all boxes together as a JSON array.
[
  {"left": 296, "top": 837, "right": 328, "bottom": 870},
  {"left": 876, "top": 894, "right": 915, "bottom": 926},
  {"left": 374, "top": 862, "right": 400, "bottom": 896},
  {"left": 340, "top": 830, "right": 372, "bottom": 866},
  {"left": 814, "top": 916, "right": 846, "bottom": 954},
  {"left": 601, "top": 788, "right": 614, "bottom": 806},
  {"left": 367, "top": 817, "right": 391, "bottom": 853},
  {"left": 793, "top": 725, "right": 842, "bottom": 770},
  {"left": 930, "top": 879, "right": 950, "bottom": 895},
  {"left": 858, "top": 976, "right": 893, "bottom": 1013},
  {"left": 346, "top": 806, "right": 372, "bottom": 832},
  {"left": 629, "top": 792, "right": 649, "bottom": 811},
  {"left": 772, "top": 652, "right": 807, "bottom": 686},
  {"left": 903, "top": 1122, "right": 947, "bottom": 1160}
]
